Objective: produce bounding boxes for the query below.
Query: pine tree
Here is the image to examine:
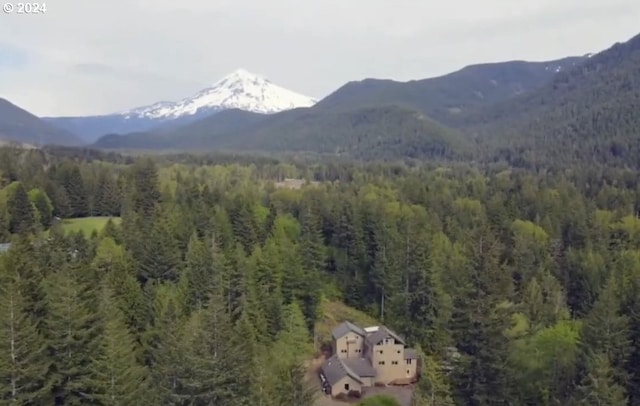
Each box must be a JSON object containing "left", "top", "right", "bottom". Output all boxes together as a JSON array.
[
  {"left": 136, "top": 214, "right": 181, "bottom": 284},
  {"left": 0, "top": 261, "right": 51, "bottom": 403},
  {"left": 178, "top": 294, "right": 252, "bottom": 405},
  {"left": 411, "top": 354, "right": 455, "bottom": 406},
  {"left": 58, "top": 163, "right": 89, "bottom": 217},
  {"left": 42, "top": 266, "right": 101, "bottom": 405},
  {"left": 128, "top": 158, "right": 161, "bottom": 220},
  {"left": 298, "top": 206, "right": 325, "bottom": 331},
  {"left": 581, "top": 277, "right": 631, "bottom": 386},
  {"left": 181, "top": 234, "right": 217, "bottom": 313},
  {"left": 0, "top": 203, "right": 9, "bottom": 242},
  {"left": 145, "top": 282, "right": 188, "bottom": 404},
  {"left": 452, "top": 228, "right": 513, "bottom": 405},
  {"left": 272, "top": 362, "right": 317, "bottom": 406},
  {"left": 6, "top": 182, "right": 36, "bottom": 235},
  {"left": 576, "top": 354, "right": 628, "bottom": 405},
  {"left": 28, "top": 188, "right": 54, "bottom": 228},
  {"left": 89, "top": 287, "right": 149, "bottom": 405},
  {"left": 403, "top": 230, "right": 452, "bottom": 355},
  {"left": 248, "top": 246, "right": 284, "bottom": 339},
  {"left": 93, "top": 171, "right": 121, "bottom": 216}
]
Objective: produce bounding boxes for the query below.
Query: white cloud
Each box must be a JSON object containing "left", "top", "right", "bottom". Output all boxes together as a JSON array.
[{"left": 0, "top": 0, "right": 638, "bottom": 116}]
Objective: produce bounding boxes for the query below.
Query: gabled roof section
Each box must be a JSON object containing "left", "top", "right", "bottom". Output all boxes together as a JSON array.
[
  {"left": 321, "top": 355, "right": 363, "bottom": 385},
  {"left": 343, "top": 358, "right": 376, "bottom": 378},
  {"left": 332, "top": 321, "right": 366, "bottom": 340},
  {"left": 365, "top": 326, "right": 406, "bottom": 346}
]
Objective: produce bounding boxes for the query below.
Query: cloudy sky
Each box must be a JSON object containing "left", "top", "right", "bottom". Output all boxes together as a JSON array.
[{"left": 1, "top": 0, "right": 639, "bottom": 117}]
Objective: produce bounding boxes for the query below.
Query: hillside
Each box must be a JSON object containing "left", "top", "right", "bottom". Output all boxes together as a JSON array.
[
  {"left": 315, "top": 57, "right": 587, "bottom": 124},
  {"left": 92, "top": 109, "right": 268, "bottom": 150},
  {"left": 457, "top": 32, "right": 640, "bottom": 167},
  {"left": 93, "top": 105, "right": 471, "bottom": 161},
  {"left": 213, "top": 105, "right": 470, "bottom": 160},
  {"left": 0, "top": 98, "right": 83, "bottom": 146}
]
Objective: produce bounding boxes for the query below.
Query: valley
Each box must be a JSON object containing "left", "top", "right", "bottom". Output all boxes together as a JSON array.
[{"left": 1, "top": 14, "right": 640, "bottom": 406}]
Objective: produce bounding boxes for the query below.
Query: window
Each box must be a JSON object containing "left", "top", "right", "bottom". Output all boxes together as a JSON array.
[
  {"left": 342, "top": 349, "right": 347, "bottom": 353},
  {"left": 397, "top": 350, "right": 401, "bottom": 354},
  {"left": 344, "top": 383, "right": 350, "bottom": 391},
  {"left": 379, "top": 350, "right": 383, "bottom": 354},
  {"left": 406, "top": 359, "right": 412, "bottom": 365},
  {"left": 392, "top": 361, "right": 398, "bottom": 365},
  {"left": 378, "top": 361, "right": 385, "bottom": 365}
]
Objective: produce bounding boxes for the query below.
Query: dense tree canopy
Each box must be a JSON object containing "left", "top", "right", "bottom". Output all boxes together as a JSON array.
[{"left": 1, "top": 145, "right": 640, "bottom": 405}]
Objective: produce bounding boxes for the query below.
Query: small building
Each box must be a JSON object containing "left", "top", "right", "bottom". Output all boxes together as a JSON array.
[
  {"left": 320, "top": 355, "right": 376, "bottom": 397},
  {"left": 321, "top": 321, "right": 420, "bottom": 398},
  {"left": 0, "top": 243, "right": 11, "bottom": 255}
]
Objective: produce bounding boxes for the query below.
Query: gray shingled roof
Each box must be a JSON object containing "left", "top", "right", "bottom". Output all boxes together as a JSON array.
[
  {"left": 321, "top": 355, "right": 363, "bottom": 385},
  {"left": 365, "top": 326, "right": 406, "bottom": 346},
  {"left": 331, "top": 321, "right": 366, "bottom": 340},
  {"left": 404, "top": 348, "right": 419, "bottom": 360},
  {"left": 343, "top": 358, "right": 376, "bottom": 378}
]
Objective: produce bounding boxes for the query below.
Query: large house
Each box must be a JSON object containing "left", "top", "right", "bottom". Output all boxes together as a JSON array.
[{"left": 320, "top": 321, "right": 419, "bottom": 397}]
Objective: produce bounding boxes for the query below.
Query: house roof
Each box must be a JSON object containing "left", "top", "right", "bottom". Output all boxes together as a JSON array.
[
  {"left": 332, "top": 321, "right": 366, "bottom": 340},
  {"left": 0, "top": 243, "right": 11, "bottom": 254},
  {"left": 321, "top": 355, "right": 363, "bottom": 385},
  {"left": 404, "top": 348, "right": 419, "bottom": 360},
  {"left": 343, "top": 358, "right": 376, "bottom": 378},
  {"left": 365, "top": 326, "right": 406, "bottom": 346}
]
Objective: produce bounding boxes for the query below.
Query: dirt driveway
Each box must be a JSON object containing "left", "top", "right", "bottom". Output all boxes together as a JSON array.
[{"left": 313, "top": 385, "right": 414, "bottom": 406}]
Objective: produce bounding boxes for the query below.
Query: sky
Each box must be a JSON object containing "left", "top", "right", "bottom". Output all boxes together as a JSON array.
[{"left": 1, "top": 0, "right": 639, "bottom": 117}]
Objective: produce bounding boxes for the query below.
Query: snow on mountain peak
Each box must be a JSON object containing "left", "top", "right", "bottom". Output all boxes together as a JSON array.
[{"left": 121, "top": 69, "right": 316, "bottom": 119}]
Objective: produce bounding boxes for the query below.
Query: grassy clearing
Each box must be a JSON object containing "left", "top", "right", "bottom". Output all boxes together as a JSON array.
[
  {"left": 58, "top": 216, "right": 121, "bottom": 236},
  {"left": 314, "top": 298, "right": 378, "bottom": 347}
]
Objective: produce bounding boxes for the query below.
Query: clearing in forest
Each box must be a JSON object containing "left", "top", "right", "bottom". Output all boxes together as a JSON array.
[{"left": 57, "top": 216, "right": 121, "bottom": 236}]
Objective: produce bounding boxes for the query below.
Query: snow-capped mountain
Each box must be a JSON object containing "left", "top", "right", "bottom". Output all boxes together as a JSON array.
[
  {"left": 122, "top": 69, "right": 317, "bottom": 119},
  {"left": 43, "top": 69, "right": 317, "bottom": 143}
]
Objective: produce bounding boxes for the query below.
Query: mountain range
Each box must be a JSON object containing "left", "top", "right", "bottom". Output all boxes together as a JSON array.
[
  {"left": 42, "top": 69, "right": 316, "bottom": 143},
  {"left": 2, "top": 31, "right": 640, "bottom": 167},
  {"left": 86, "top": 54, "right": 592, "bottom": 155}
]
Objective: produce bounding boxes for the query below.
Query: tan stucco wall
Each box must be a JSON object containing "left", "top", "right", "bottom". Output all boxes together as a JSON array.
[
  {"left": 404, "top": 358, "right": 418, "bottom": 380},
  {"left": 369, "top": 341, "right": 407, "bottom": 384},
  {"left": 333, "top": 333, "right": 364, "bottom": 359},
  {"left": 331, "top": 376, "right": 362, "bottom": 397},
  {"left": 359, "top": 376, "right": 374, "bottom": 387}
]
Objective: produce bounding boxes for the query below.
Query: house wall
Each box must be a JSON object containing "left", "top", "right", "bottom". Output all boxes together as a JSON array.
[
  {"left": 331, "top": 376, "right": 362, "bottom": 397},
  {"left": 333, "top": 333, "right": 364, "bottom": 359},
  {"left": 404, "top": 358, "right": 418, "bottom": 381},
  {"left": 359, "top": 376, "right": 374, "bottom": 387},
  {"left": 369, "top": 339, "right": 407, "bottom": 384}
]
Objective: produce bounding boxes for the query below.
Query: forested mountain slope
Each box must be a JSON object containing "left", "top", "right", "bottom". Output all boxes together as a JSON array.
[
  {"left": 314, "top": 57, "right": 587, "bottom": 123},
  {"left": 0, "top": 98, "right": 83, "bottom": 146},
  {"left": 457, "top": 32, "right": 640, "bottom": 167},
  {"left": 93, "top": 109, "right": 268, "bottom": 150},
  {"left": 94, "top": 105, "right": 471, "bottom": 161},
  {"left": 2, "top": 146, "right": 640, "bottom": 404}
]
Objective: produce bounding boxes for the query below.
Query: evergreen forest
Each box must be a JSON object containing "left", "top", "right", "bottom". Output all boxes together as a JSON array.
[{"left": 1, "top": 146, "right": 640, "bottom": 405}]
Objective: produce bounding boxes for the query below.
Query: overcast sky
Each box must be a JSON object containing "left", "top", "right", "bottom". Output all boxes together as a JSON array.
[{"left": 1, "top": 0, "right": 639, "bottom": 117}]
